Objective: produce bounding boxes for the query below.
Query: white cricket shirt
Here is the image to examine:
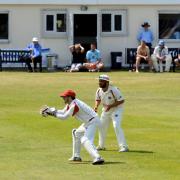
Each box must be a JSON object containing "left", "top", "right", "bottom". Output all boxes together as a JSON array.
[
  {"left": 95, "top": 85, "right": 124, "bottom": 112},
  {"left": 55, "top": 99, "right": 97, "bottom": 124}
]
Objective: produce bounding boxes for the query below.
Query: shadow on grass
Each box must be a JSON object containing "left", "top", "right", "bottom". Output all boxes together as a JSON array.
[
  {"left": 99, "top": 149, "right": 154, "bottom": 153},
  {"left": 69, "top": 161, "right": 125, "bottom": 165},
  {"left": 104, "top": 161, "right": 125, "bottom": 165},
  {"left": 104, "top": 149, "right": 118, "bottom": 152},
  {"left": 128, "top": 150, "right": 154, "bottom": 153}
]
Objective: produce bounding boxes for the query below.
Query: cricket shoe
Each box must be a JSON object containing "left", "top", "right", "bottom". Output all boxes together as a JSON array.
[
  {"left": 68, "top": 157, "right": 82, "bottom": 162},
  {"left": 96, "top": 145, "right": 106, "bottom": 151},
  {"left": 92, "top": 157, "right": 104, "bottom": 165},
  {"left": 119, "top": 145, "right": 129, "bottom": 152}
]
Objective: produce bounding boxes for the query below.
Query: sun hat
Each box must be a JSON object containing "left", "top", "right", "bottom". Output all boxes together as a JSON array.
[
  {"left": 141, "top": 22, "right": 150, "bottom": 27},
  {"left": 32, "top": 37, "right": 39, "bottom": 42},
  {"left": 98, "top": 74, "right": 110, "bottom": 82},
  {"left": 158, "top": 40, "right": 165, "bottom": 46}
]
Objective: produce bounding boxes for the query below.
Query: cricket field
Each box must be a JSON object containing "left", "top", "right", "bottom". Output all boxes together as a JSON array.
[{"left": 0, "top": 71, "right": 179, "bottom": 180}]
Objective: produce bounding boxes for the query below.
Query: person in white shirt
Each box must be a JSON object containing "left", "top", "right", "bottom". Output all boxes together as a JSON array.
[
  {"left": 94, "top": 75, "right": 128, "bottom": 152},
  {"left": 40, "top": 89, "right": 104, "bottom": 165},
  {"left": 151, "top": 40, "right": 172, "bottom": 72}
]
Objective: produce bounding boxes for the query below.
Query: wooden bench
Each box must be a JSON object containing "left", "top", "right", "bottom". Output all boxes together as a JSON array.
[
  {"left": 0, "top": 48, "right": 51, "bottom": 71},
  {"left": 0, "top": 49, "right": 31, "bottom": 71},
  {"left": 126, "top": 48, "right": 178, "bottom": 72}
]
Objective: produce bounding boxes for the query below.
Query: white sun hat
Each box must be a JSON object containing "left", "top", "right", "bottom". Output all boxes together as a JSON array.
[
  {"left": 32, "top": 37, "right": 39, "bottom": 42},
  {"left": 98, "top": 74, "right": 110, "bottom": 81}
]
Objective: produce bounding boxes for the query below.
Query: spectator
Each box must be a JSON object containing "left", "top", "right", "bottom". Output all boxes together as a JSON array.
[
  {"left": 151, "top": 40, "right": 172, "bottom": 72},
  {"left": 25, "top": 37, "right": 42, "bottom": 72},
  {"left": 135, "top": 40, "right": 153, "bottom": 72},
  {"left": 137, "top": 22, "right": 154, "bottom": 52},
  {"left": 69, "top": 43, "right": 85, "bottom": 72},
  {"left": 83, "top": 43, "right": 104, "bottom": 72},
  {"left": 174, "top": 48, "right": 180, "bottom": 67}
]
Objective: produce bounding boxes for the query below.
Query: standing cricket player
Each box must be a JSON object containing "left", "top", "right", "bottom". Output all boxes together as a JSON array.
[
  {"left": 94, "top": 75, "right": 129, "bottom": 152},
  {"left": 40, "top": 89, "right": 104, "bottom": 165}
]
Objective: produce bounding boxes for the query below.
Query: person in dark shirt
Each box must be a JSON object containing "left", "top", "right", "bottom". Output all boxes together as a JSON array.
[{"left": 69, "top": 44, "right": 85, "bottom": 72}]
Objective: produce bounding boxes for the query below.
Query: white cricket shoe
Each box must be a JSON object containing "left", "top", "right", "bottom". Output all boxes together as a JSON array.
[
  {"left": 68, "top": 157, "right": 82, "bottom": 162},
  {"left": 96, "top": 145, "right": 106, "bottom": 151},
  {"left": 119, "top": 145, "right": 129, "bottom": 152},
  {"left": 92, "top": 157, "right": 104, "bottom": 165}
]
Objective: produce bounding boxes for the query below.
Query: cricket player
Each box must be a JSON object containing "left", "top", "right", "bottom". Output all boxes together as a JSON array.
[
  {"left": 94, "top": 75, "right": 129, "bottom": 152},
  {"left": 40, "top": 89, "right": 104, "bottom": 165}
]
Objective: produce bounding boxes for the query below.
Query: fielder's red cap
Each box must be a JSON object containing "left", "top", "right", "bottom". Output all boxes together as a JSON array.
[{"left": 60, "top": 89, "right": 76, "bottom": 98}]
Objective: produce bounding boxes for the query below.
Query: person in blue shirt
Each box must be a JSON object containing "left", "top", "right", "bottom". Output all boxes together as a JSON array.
[
  {"left": 84, "top": 43, "right": 104, "bottom": 72},
  {"left": 137, "top": 22, "right": 154, "bottom": 53},
  {"left": 25, "top": 37, "right": 42, "bottom": 72}
]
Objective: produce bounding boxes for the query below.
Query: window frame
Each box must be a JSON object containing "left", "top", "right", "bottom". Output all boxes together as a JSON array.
[
  {"left": 41, "top": 9, "right": 67, "bottom": 38},
  {"left": 158, "top": 10, "right": 180, "bottom": 42},
  {"left": 100, "top": 9, "right": 128, "bottom": 37},
  {"left": 0, "top": 10, "right": 9, "bottom": 43}
]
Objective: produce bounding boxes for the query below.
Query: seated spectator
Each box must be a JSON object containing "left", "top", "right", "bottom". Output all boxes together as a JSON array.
[
  {"left": 174, "top": 48, "right": 180, "bottom": 67},
  {"left": 83, "top": 43, "right": 104, "bottom": 72},
  {"left": 69, "top": 43, "right": 85, "bottom": 72},
  {"left": 135, "top": 40, "right": 153, "bottom": 72},
  {"left": 24, "top": 37, "right": 42, "bottom": 72},
  {"left": 151, "top": 40, "right": 172, "bottom": 72}
]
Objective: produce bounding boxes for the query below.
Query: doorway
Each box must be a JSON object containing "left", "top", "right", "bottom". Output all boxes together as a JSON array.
[{"left": 73, "top": 14, "right": 97, "bottom": 52}]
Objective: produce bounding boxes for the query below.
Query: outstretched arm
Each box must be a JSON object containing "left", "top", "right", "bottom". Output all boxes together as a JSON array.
[
  {"left": 55, "top": 105, "right": 75, "bottom": 120},
  {"left": 40, "top": 105, "right": 74, "bottom": 120}
]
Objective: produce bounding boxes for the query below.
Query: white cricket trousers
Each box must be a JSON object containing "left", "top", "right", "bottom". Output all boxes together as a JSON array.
[
  {"left": 72, "top": 117, "right": 101, "bottom": 160},
  {"left": 151, "top": 54, "right": 172, "bottom": 72},
  {"left": 99, "top": 108, "right": 127, "bottom": 148}
]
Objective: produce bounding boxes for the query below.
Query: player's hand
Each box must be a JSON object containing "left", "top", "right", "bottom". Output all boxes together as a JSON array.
[
  {"left": 40, "top": 105, "right": 49, "bottom": 117},
  {"left": 94, "top": 107, "right": 98, "bottom": 112},
  {"left": 40, "top": 105, "right": 57, "bottom": 117},
  {"left": 104, "top": 105, "right": 111, "bottom": 112}
]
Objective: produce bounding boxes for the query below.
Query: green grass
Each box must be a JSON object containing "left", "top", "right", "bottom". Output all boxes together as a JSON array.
[{"left": 0, "top": 71, "right": 180, "bottom": 180}]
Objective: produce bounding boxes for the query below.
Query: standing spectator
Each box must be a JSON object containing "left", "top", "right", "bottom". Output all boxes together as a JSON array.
[
  {"left": 69, "top": 43, "right": 85, "bottom": 72},
  {"left": 151, "top": 40, "right": 172, "bottom": 72},
  {"left": 135, "top": 40, "right": 153, "bottom": 72},
  {"left": 40, "top": 89, "right": 104, "bottom": 165},
  {"left": 174, "top": 48, "right": 180, "bottom": 68},
  {"left": 84, "top": 43, "right": 104, "bottom": 72},
  {"left": 137, "top": 22, "right": 154, "bottom": 52},
  {"left": 94, "top": 75, "right": 129, "bottom": 152},
  {"left": 25, "top": 37, "right": 42, "bottom": 72}
]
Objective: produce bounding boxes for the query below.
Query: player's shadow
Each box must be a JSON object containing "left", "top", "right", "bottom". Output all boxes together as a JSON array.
[
  {"left": 104, "top": 161, "right": 125, "bottom": 165},
  {"left": 105, "top": 149, "right": 154, "bottom": 153},
  {"left": 69, "top": 161, "right": 125, "bottom": 165},
  {"left": 128, "top": 150, "right": 154, "bottom": 153}
]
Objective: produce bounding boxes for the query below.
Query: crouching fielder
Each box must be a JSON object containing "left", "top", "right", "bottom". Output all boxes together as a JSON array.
[{"left": 40, "top": 89, "right": 104, "bottom": 165}]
